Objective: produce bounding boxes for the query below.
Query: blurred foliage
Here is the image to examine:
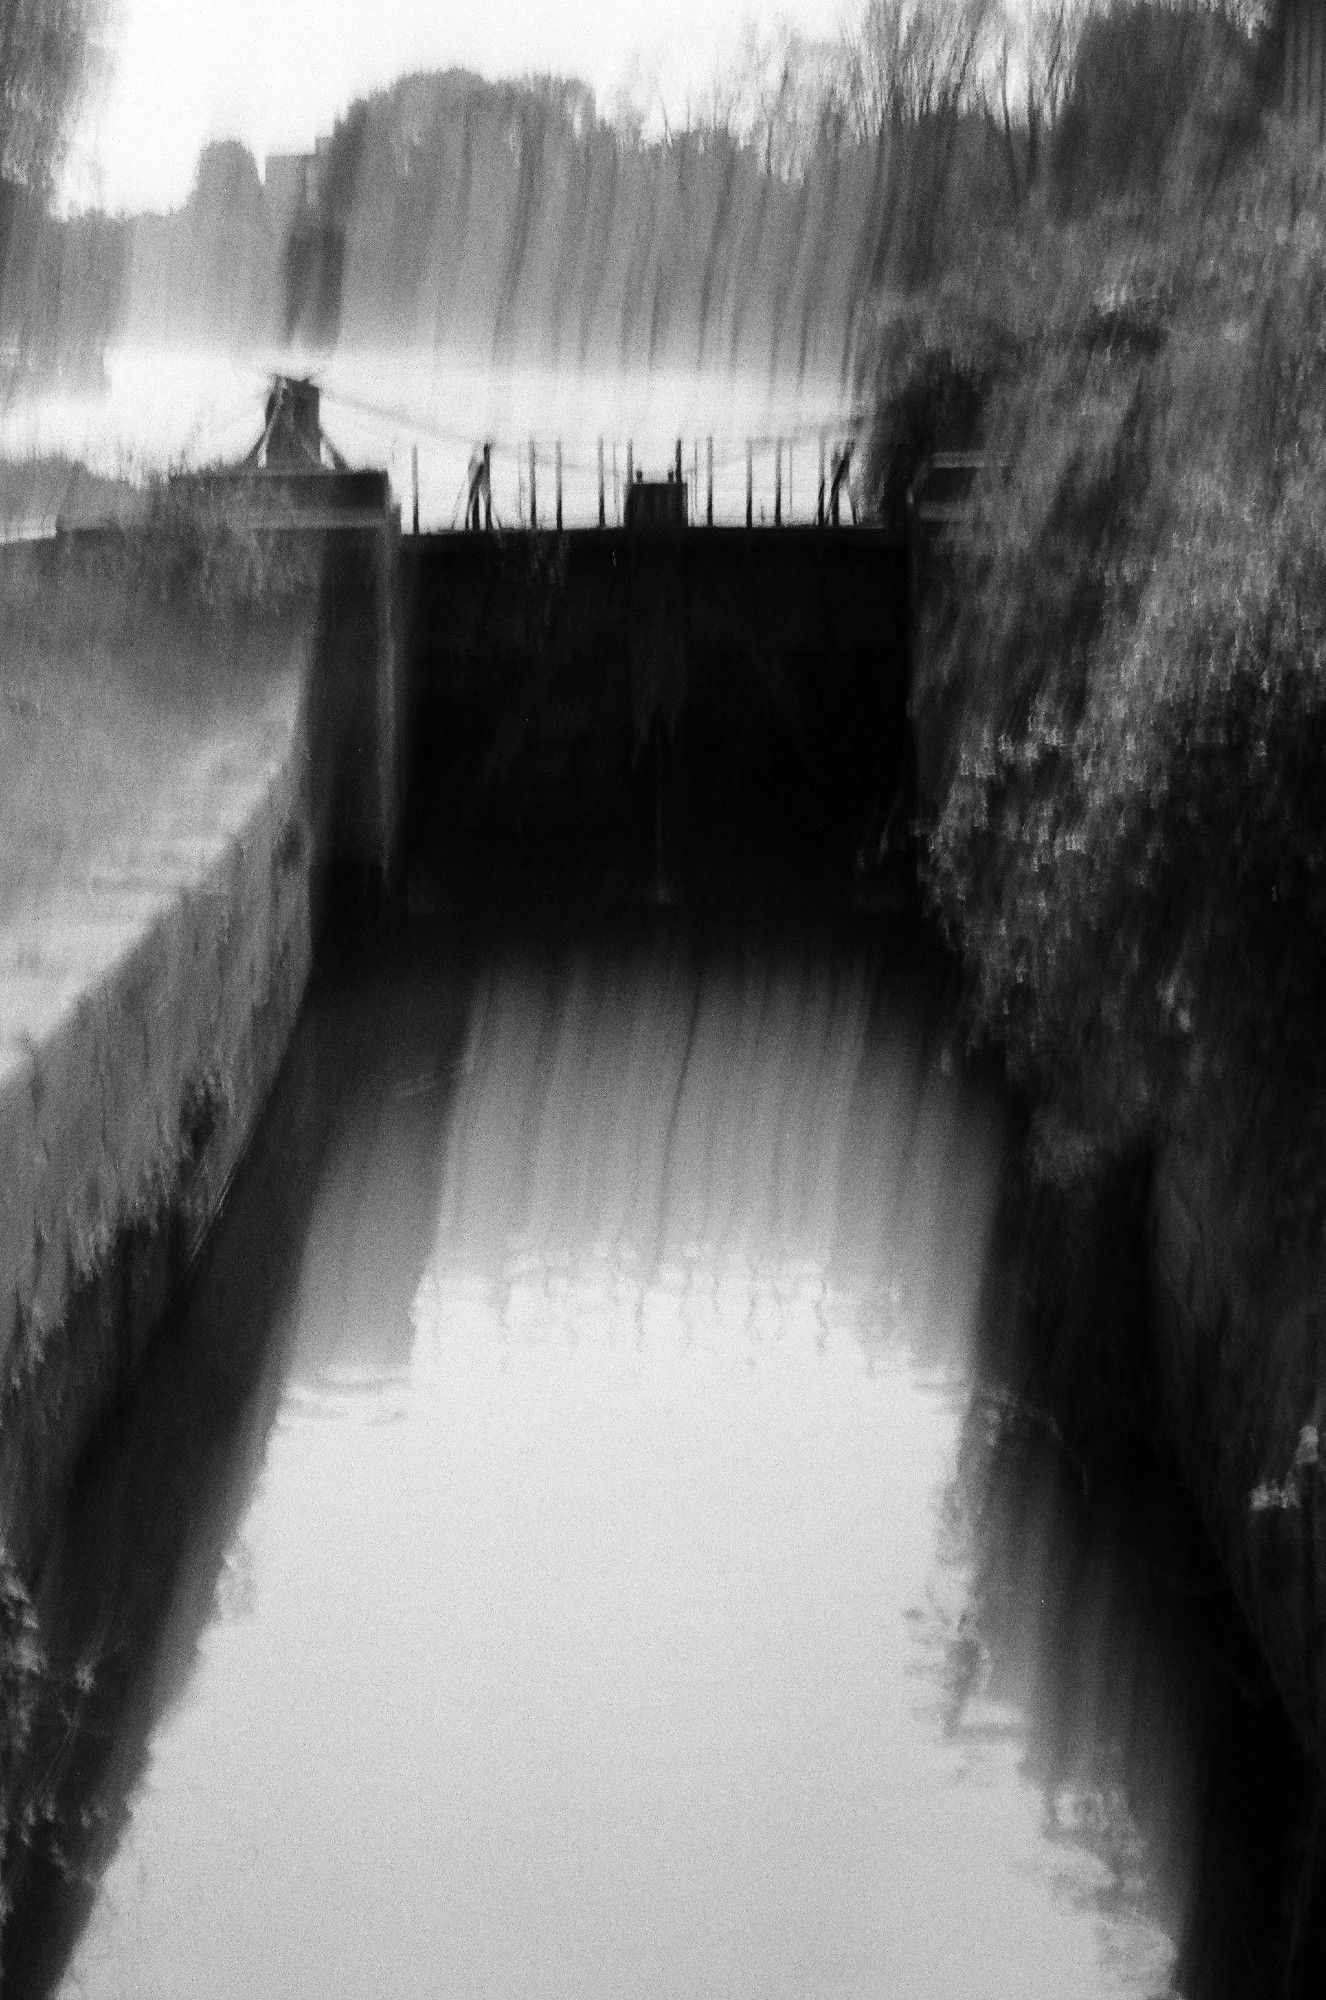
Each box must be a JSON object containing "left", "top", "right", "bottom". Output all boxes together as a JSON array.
[
  {"left": 0, "top": 0, "right": 109, "bottom": 370},
  {"left": 0, "top": 0, "right": 103, "bottom": 197},
  {"left": 863, "top": 4, "right": 1326, "bottom": 1320},
  {"left": 111, "top": 477, "right": 321, "bottom": 626},
  {"left": 1050, "top": 0, "right": 1263, "bottom": 213},
  {"left": 0, "top": 475, "right": 319, "bottom": 651}
]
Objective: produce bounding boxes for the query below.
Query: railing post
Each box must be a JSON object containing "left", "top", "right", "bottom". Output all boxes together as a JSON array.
[
  {"left": 746, "top": 440, "right": 753, "bottom": 528},
  {"left": 555, "top": 440, "right": 563, "bottom": 531},
  {"left": 411, "top": 444, "right": 419, "bottom": 535},
  {"left": 818, "top": 433, "right": 825, "bottom": 526},
  {"left": 613, "top": 441, "right": 619, "bottom": 523},
  {"left": 626, "top": 440, "right": 633, "bottom": 495},
  {"left": 775, "top": 438, "right": 782, "bottom": 527},
  {"left": 530, "top": 440, "right": 537, "bottom": 530},
  {"left": 706, "top": 436, "right": 713, "bottom": 526},
  {"left": 483, "top": 442, "right": 491, "bottom": 530},
  {"left": 675, "top": 438, "right": 683, "bottom": 498},
  {"left": 598, "top": 438, "right": 606, "bottom": 527}
]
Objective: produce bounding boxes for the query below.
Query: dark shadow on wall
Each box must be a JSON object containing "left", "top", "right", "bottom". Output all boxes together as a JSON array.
[
  {"left": 950, "top": 1161, "right": 1326, "bottom": 2000},
  {"left": 0, "top": 934, "right": 471, "bottom": 1998}
]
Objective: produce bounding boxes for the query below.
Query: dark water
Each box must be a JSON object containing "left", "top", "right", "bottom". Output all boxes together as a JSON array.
[{"left": 5, "top": 905, "right": 1321, "bottom": 1998}]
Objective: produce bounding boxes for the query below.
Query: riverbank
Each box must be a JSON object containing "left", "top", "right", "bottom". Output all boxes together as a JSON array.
[{"left": 862, "top": 11, "right": 1326, "bottom": 1781}]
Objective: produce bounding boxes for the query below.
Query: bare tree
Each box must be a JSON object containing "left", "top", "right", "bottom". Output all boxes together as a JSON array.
[
  {"left": 696, "top": 57, "right": 746, "bottom": 149},
  {"left": 834, "top": 0, "right": 996, "bottom": 300},
  {"left": 841, "top": 0, "right": 996, "bottom": 138},
  {"left": 713, "top": 21, "right": 848, "bottom": 177},
  {"left": 989, "top": 0, "right": 1086, "bottom": 203},
  {"left": 607, "top": 53, "right": 661, "bottom": 148}
]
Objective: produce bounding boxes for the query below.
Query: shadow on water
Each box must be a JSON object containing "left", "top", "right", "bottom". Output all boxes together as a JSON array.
[
  {"left": 0, "top": 925, "right": 476, "bottom": 1999},
  {"left": 3, "top": 887, "right": 1325, "bottom": 1996},
  {"left": 945, "top": 1240, "right": 1326, "bottom": 2000}
]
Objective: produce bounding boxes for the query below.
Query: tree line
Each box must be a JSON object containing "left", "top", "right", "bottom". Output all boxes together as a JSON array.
[{"left": 0, "top": 0, "right": 1278, "bottom": 373}]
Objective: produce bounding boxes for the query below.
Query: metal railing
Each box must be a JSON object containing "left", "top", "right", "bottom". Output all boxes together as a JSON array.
[{"left": 408, "top": 431, "right": 862, "bottom": 533}]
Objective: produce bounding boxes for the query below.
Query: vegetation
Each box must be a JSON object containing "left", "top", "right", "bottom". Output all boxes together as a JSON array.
[
  {"left": 0, "top": 0, "right": 110, "bottom": 369},
  {"left": 0, "top": 0, "right": 1020, "bottom": 370},
  {"left": 0, "top": 0, "right": 103, "bottom": 197},
  {"left": 861, "top": 4, "right": 1326, "bottom": 1364},
  {"left": 110, "top": 475, "right": 321, "bottom": 623}
]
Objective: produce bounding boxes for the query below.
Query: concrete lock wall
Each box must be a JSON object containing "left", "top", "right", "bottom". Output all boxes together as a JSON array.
[
  {"left": 399, "top": 527, "right": 910, "bottom": 881},
  {"left": 0, "top": 689, "right": 313, "bottom": 1570},
  {"left": 0, "top": 506, "right": 400, "bottom": 1575},
  {"left": 1149, "top": 1153, "right": 1326, "bottom": 1768},
  {"left": 308, "top": 511, "right": 404, "bottom": 893}
]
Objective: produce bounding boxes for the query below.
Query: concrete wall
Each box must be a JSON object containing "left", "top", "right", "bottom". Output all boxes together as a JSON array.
[
  {"left": 307, "top": 510, "right": 405, "bottom": 895},
  {"left": 1150, "top": 1149, "right": 1326, "bottom": 1766},
  {"left": 0, "top": 504, "right": 401, "bottom": 1575},
  {"left": 0, "top": 674, "right": 314, "bottom": 1569}
]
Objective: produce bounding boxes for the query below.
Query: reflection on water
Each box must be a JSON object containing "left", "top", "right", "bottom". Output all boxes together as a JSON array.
[{"left": 5, "top": 907, "right": 1321, "bottom": 1997}]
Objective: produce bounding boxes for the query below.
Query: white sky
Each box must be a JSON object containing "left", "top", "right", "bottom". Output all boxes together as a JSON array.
[{"left": 69, "top": 0, "right": 849, "bottom": 214}]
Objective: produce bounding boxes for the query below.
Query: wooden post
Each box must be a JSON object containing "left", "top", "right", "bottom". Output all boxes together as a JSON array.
[
  {"left": 555, "top": 440, "right": 563, "bottom": 531},
  {"left": 675, "top": 438, "right": 683, "bottom": 499},
  {"left": 483, "top": 442, "right": 491, "bottom": 530},
  {"left": 626, "top": 441, "right": 633, "bottom": 494},
  {"left": 692, "top": 441, "right": 698, "bottom": 525},
  {"left": 529, "top": 440, "right": 537, "bottom": 529},
  {"left": 775, "top": 438, "right": 782, "bottom": 527},
  {"left": 411, "top": 445, "right": 419, "bottom": 534},
  {"left": 613, "top": 441, "right": 619, "bottom": 522},
  {"left": 598, "top": 438, "right": 606, "bottom": 527},
  {"left": 818, "top": 433, "right": 825, "bottom": 526},
  {"left": 706, "top": 436, "right": 713, "bottom": 526},
  {"left": 746, "top": 441, "right": 753, "bottom": 528}
]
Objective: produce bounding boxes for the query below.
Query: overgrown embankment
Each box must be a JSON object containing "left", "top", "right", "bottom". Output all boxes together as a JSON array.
[{"left": 862, "top": 3, "right": 1326, "bottom": 1761}]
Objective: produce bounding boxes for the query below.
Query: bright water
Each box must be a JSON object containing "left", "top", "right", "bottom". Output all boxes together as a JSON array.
[{"left": 7, "top": 906, "right": 1297, "bottom": 1998}]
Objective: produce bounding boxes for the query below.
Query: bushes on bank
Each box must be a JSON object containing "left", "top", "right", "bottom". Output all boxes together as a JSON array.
[
  {"left": 865, "top": 0, "right": 1326, "bottom": 1317},
  {"left": 926, "top": 440, "right": 1326, "bottom": 1178},
  {"left": 1050, "top": 1, "right": 1262, "bottom": 217}
]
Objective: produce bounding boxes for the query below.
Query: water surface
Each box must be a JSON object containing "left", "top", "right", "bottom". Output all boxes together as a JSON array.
[{"left": 8, "top": 910, "right": 1300, "bottom": 1997}]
